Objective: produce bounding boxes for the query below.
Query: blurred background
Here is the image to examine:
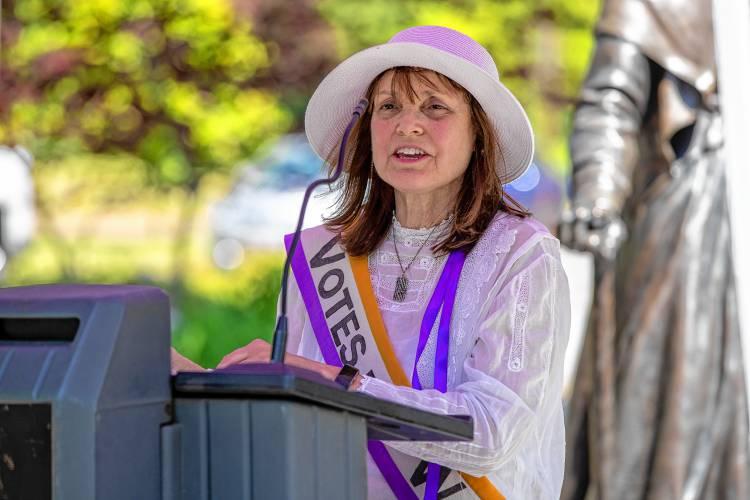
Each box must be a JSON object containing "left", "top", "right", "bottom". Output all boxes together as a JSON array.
[{"left": 0, "top": 0, "right": 597, "bottom": 374}]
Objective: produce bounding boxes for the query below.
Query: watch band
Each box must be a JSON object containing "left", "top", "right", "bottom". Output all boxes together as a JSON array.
[{"left": 334, "top": 364, "right": 360, "bottom": 390}]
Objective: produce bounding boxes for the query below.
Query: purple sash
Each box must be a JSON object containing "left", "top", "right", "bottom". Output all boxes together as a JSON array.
[{"left": 286, "top": 232, "right": 467, "bottom": 500}]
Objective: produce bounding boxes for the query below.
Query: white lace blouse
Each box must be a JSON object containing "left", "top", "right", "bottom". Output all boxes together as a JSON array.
[{"left": 285, "top": 212, "right": 571, "bottom": 499}]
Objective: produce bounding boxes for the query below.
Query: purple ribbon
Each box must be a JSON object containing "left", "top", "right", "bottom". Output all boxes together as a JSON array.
[
  {"left": 284, "top": 233, "right": 342, "bottom": 367},
  {"left": 434, "top": 251, "right": 465, "bottom": 392},
  {"left": 285, "top": 232, "right": 466, "bottom": 500},
  {"left": 411, "top": 251, "right": 466, "bottom": 500},
  {"left": 412, "top": 250, "right": 466, "bottom": 391}
]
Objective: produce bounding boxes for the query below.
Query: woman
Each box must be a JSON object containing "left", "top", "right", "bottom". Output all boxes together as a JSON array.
[{"left": 177, "top": 25, "right": 570, "bottom": 499}]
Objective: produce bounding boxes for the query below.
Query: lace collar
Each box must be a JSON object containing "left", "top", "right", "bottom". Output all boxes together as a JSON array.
[{"left": 391, "top": 213, "right": 452, "bottom": 248}]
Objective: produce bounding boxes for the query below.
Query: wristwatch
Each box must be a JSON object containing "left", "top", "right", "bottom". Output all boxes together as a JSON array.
[{"left": 334, "top": 364, "right": 360, "bottom": 390}]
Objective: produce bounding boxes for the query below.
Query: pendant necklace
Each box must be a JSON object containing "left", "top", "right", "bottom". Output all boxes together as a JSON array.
[{"left": 391, "top": 221, "right": 440, "bottom": 302}]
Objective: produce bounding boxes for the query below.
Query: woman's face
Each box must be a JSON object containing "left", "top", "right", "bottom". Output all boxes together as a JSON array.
[{"left": 370, "top": 70, "right": 475, "bottom": 198}]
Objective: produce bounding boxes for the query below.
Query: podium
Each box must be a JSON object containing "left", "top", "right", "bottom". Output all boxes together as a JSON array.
[{"left": 0, "top": 285, "right": 472, "bottom": 499}]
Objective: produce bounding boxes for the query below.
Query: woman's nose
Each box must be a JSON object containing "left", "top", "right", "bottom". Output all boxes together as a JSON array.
[{"left": 395, "top": 108, "right": 424, "bottom": 136}]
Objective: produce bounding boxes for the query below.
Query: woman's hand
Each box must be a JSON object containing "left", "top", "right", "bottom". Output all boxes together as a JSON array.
[
  {"left": 217, "top": 338, "right": 274, "bottom": 367},
  {"left": 170, "top": 347, "right": 206, "bottom": 375},
  {"left": 217, "top": 339, "right": 355, "bottom": 387}
]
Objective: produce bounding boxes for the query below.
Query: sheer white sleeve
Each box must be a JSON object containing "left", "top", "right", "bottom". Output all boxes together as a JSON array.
[{"left": 356, "top": 237, "right": 571, "bottom": 477}]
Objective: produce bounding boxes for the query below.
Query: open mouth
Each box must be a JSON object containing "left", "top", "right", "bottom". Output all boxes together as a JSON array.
[{"left": 393, "top": 147, "right": 429, "bottom": 161}]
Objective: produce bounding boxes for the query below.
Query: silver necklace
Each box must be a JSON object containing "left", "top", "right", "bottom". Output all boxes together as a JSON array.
[{"left": 391, "top": 222, "right": 440, "bottom": 302}]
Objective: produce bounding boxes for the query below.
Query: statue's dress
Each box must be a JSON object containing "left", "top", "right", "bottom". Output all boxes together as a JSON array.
[{"left": 562, "top": 1, "right": 750, "bottom": 498}]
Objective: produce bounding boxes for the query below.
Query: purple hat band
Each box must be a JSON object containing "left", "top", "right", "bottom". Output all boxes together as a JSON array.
[{"left": 388, "top": 26, "right": 500, "bottom": 81}]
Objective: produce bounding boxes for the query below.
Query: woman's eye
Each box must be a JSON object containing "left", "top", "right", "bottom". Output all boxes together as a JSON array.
[
  {"left": 425, "top": 102, "right": 450, "bottom": 115},
  {"left": 379, "top": 102, "right": 397, "bottom": 110}
]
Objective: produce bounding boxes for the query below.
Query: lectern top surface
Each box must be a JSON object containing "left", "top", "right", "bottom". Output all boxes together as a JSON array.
[
  {"left": 0, "top": 284, "right": 166, "bottom": 302},
  {"left": 174, "top": 363, "right": 473, "bottom": 442}
]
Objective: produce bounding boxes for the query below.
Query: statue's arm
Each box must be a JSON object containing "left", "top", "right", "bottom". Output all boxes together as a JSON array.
[{"left": 562, "top": 35, "right": 653, "bottom": 257}]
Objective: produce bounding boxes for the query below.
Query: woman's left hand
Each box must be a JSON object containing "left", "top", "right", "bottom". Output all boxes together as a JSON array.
[{"left": 216, "top": 339, "right": 343, "bottom": 384}]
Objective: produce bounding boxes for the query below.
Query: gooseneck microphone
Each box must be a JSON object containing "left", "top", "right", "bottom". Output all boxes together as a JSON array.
[{"left": 270, "top": 98, "right": 369, "bottom": 363}]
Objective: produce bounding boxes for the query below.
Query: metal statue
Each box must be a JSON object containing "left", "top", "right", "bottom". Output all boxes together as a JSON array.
[{"left": 560, "top": 0, "right": 750, "bottom": 498}]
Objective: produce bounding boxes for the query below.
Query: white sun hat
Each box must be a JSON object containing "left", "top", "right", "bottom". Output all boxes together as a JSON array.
[{"left": 304, "top": 25, "right": 534, "bottom": 185}]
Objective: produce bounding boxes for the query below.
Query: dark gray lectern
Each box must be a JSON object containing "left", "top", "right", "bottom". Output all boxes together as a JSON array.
[{"left": 0, "top": 285, "right": 473, "bottom": 499}]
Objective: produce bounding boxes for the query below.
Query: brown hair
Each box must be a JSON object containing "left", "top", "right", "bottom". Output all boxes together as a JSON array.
[{"left": 324, "top": 67, "right": 529, "bottom": 256}]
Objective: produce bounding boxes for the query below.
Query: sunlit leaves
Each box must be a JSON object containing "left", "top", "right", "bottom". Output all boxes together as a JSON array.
[
  {"left": 135, "top": 81, "right": 165, "bottom": 113},
  {"left": 163, "top": 81, "right": 204, "bottom": 124},
  {"left": 191, "top": 89, "right": 293, "bottom": 165},
  {"left": 137, "top": 125, "right": 190, "bottom": 184},
  {"left": 79, "top": 101, "right": 108, "bottom": 136},
  {"left": 218, "top": 32, "right": 269, "bottom": 82},
  {"left": 68, "top": 0, "right": 130, "bottom": 28},
  {"left": 558, "top": 28, "right": 596, "bottom": 95},
  {"left": 542, "top": 0, "right": 601, "bottom": 27},
  {"left": 2, "top": 0, "right": 289, "bottom": 185},
  {"left": 129, "top": 0, "right": 156, "bottom": 19},
  {"left": 14, "top": 0, "right": 53, "bottom": 23},
  {"left": 50, "top": 76, "right": 80, "bottom": 101},
  {"left": 103, "top": 85, "right": 134, "bottom": 114},
  {"left": 10, "top": 22, "right": 71, "bottom": 65},
  {"left": 107, "top": 32, "right": 146, "bottom": 74}
]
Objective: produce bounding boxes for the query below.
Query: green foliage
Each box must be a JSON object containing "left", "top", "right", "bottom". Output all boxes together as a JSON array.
[
  {"left": 175, "top": 257, "right": 283, "bottom": 367},
  {"left": 317, "top": 0, "right": 602, "bottom": 174},
  {"left": 1, "top": 0, "right": 293, "bottom": 185}
]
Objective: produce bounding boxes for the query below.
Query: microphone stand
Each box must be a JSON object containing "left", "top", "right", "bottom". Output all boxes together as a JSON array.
[{"left": 270, "top": 99, "right": 369, "bottom": 364}]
